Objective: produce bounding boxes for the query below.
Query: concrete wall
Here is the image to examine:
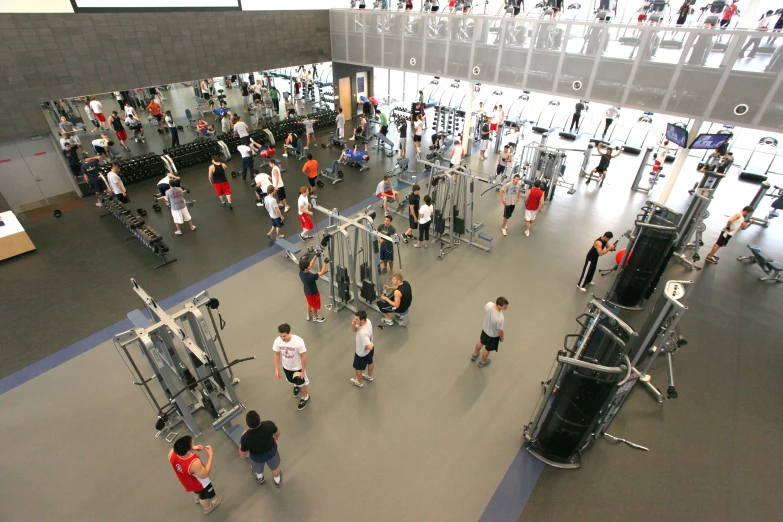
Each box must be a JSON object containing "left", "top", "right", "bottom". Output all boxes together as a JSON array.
[{"left": 0, "top": 11, "right": 331, "bottom": 141}]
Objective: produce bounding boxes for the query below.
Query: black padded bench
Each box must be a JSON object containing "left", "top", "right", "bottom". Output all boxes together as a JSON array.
[{"left": 737, "top": 245, "right": 782, "bottom": 283}]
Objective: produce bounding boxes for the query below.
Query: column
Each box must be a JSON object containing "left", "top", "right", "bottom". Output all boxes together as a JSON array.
[{"left": 463, "top": 81, "right": 475, "bottom": 155}]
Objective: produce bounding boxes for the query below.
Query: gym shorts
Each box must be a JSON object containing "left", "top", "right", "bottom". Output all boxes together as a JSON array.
[
  {"left": 716, "top": 231, "right": 732, "bottom": 247},
  {"left": 276, "top": 186, "right": 287, "bottom": 201},
  {"left": 377, "top": 299, "right": 396, "bottom": 314},
  {"left": 490, "top": 123, "right": 498, "bottom": 131},
  {"left": 299, "top": 213, "right": 314, "bottom": 230},
  {"left": 157, "top": 183, "right": 170, "bottom": 195},
  {"left": 379, "top": 242, "right": 393, "bottom": 261},
  {"left": 271, "top": 217, "right": 284, "bottom": 229},
  {"left": 94, "top": 145, "right": 107, "bottom": 155},
  {"left": 353, "top": 350, "right": 374, "bottom": 371},
  {"left": 481, "top": 139, "right": 489, "bottom": 151},
  {"left": 283, "top": 367, "right": 309, "bottom": 386},
  {"left": 377, "top": 190, "right": 395, "bottom": 200},
  {"left": 213, "top": 181, "right": 231, "bottom": 196},
  {"left": 171, "top": 208, "right": 191, "bottom": 224},
  {"left": 197, "top": 483, "right": 216, "bottom": 501},
  {"left": 479, "top": 330, "right": 500, "bottom": 352},
  {"left": 95, "top": 112, "right": 106, "bottom": 123},
  {"left": 503, "top": 205, "right": 515, "bottom": 219},
  {"left": 305, "top": 292, "right": 321, "bottom": 310},
  {"left": 413, "top": 135, "right": 422, "bottom": 143},
  {"left": 595, "top": 165, "right": 608, "bottom": 174},
  {"left": 408, "top": 214, "right": 418, "bottom": 229},
  {"left": 399, "top": 139, "right": 406, "bottom": 149},
  {"left": 525, "top": 209, "right": 538, "bottom": 222},
  {"left": 89, "top": 177, "right": 107, "bottom": 194},
  {"left": 308, "top": 177, "right": 317, "bottom": 187},
  {"left": 249, "top": 448, "right": 281, "bottom": 474},
  {"left": 496, "top": 164, "right": 506, "bottom": 176}
]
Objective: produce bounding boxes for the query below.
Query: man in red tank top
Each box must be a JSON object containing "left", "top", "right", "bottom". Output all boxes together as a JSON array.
[
  {"left": 524, "top": 179, "right": 545, "bottom": 237},
  {"left": 168, "top": 436, "right": 223, "bottom": 515}
]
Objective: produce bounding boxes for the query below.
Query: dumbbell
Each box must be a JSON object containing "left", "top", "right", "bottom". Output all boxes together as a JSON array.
[{"left": 152, "top": 204, "right": 162, "bottom": 212}]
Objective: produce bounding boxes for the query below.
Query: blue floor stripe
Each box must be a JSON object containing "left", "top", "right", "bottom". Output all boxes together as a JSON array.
[
  {"left": 478, "top": 445, "right": 545, "bottom": 522},
  {"left": 0, "top": 192, "right": 388, "bottom": 396}
]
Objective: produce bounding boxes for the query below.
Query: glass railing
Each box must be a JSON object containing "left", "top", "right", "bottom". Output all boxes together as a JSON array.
[{"left": 330, "top": 8, "right": 783, "bottom": 131}]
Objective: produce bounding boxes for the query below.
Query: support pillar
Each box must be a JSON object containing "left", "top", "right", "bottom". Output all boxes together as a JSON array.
[
  {"left": 464, "top": 82, "right": 475, "bottom": 155},
  {"left": 658, "top": 119, "right": 703, "bottom": 205}
]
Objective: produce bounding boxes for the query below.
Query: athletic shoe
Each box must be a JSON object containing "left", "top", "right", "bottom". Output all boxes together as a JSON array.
[
  {"left": 403, "top": 236, "right": 409, "bottom": 243},
  {"left": 274, "top": 472, "right": 283, "bottom": 488},
  {"left": 381, "top": 318, "right": 394, "bottom": 326},
  {"left": 414, "top": 244, "right": 421, "bottom": 248},
  {"left": 524, "top": 230, "right": 530, "bottom": 237},
  {"left": 713, "top": 255, "right": 720, "bottom": 260},
  {"left": 349, "top": 137, "right": 355, "bottom": 141},
  {"left": 221, "top": 202, "right": 227, "bottom": 207},
  {"left": 95, "top": 201, "right": 102, "bottom": 207},
  {"left": 305, "top": 236, "right": 314, "bottom": 241},
  {"left": 470, "top": 353, "right": 479, "bottom": 362},
  {"left": 257, "top": 474, "right": 265, "bottom": 485},
  {"left": 284, "top": 206, "right": 290, "bottom": 212},
  {"left": 300, "top": 233, "right": 307, "bottom": 240},
  {"left": 705, "top": 256, "right": 718, "bottom": 264},
  {"left": 588, "top": 281, "right": 595, "bottom": 286},
  {"left": 577, "top": 285, "right": 586, "bottom": 292},
  {"left": 313, "top": 317, "right": 325, "bottom": 323},
  {"left": 478, "top": 359, "right": 492, "bottom": 368},
  {"left": 204, "top": 496, "right": 222, "bottom": 515},
  {"left": 306, "top": 315, "right": 311, "bottom": 321},
  {"left": 297, "top": 397, "right": 310, "bottom": 410},
  {"left": 381, "top": 267, "right": 387, "bottom": 274},
  {"left": 175, "top": 230, "right": 182, "bottom": 235},
  {"left": 293, "top": 386, "right": 301, "bottom": 397},
  {"left": 257, "top": 202, "right": 264, "bottom": 207},
  {"left": 586, "top": 179, "right": 591, "bottom": 185},
  {"left": 362, "top": 374, "right": 374, "bottom": 382},
  {"left": 267, "top": 233, "right": 273, "bottom": 239},
  {"left": 424, "top": 244, "right": 428, "bottom": 249},
  {"left": 282, "top": 153, "right": 288, "bottom": 157},
  {"left": 502, "top": 228, "right": 507, "bottom": 236},
  {"left": 195, "top": 495, "right": 201, "bottom": 504},
  {"left": 350, "top": 378, "right": 364, "bottom": 388},
  {"left": 228, "top": 204, "right": 233, "bottom": 210},
  {"left": 599, "top": 181, "right": 604, "bottom": 187}
]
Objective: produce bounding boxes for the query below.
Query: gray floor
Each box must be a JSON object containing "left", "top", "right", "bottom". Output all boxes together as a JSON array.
[{"left": 2, "top": 95, "right": 782, "bottom": 521}]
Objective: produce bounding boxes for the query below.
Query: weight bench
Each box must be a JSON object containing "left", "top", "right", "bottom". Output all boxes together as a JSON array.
[
  {"left": 321, "top": 160, "right": 345, "bottom": 185},
  {"left": 737, "top": 245, "right": 783, "bottom": 283},
  {"left": 211, "top": 404, "right": 244, "bottom": 446},
  {"left": 328, "top": 135, "right": 346, "bottom": 148},
  {"left": 286, "top": 138, "right": 306, "bottom": 160},
  {"left": 274, "top": 237, "right": 301, "bottom": 263},
  {"left": 342, "top": 155, "right": 370, "bottom": 172},
  {"left": 373, "top": 132, "right": 395, "bottom": 157}
]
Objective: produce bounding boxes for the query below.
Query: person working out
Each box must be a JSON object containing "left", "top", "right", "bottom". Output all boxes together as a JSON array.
[
  {"left": 377, "top": 215, "right": 396, "bottom": 274},
  {"left": 449, "top": 139, "right": 464, "bottom": 168},
  {"left": 265, "top": 186, "right": 285, "bottom": 240},
  {"left": 164, "top": 178, "right": 196, "bottom": 235},
  {"left": 570, "top": 101, "right": 586, "bottom": 132},
  {"left": 299, "top": 255, "right": 328, "bottom": 322},
  {"left": 577, "top": 231, "right": 615, "bottom": 291},
  {"left": 283, "top": 130, "right": 299, "bottom": 158},
  {"left": 350, "top": 310, "right": 374, "bottom": 388},
  {"left": 91, "top": 134, "right": 114, "bottom": 162},
  {"left": 402, "top": 184, "right": 421, "bottom": 243},
  {"left": 124, "top": 113, "right": 145, "bottom": 143},
  {"left": 196, "top": 119, "right": 214, "bottom": 136},
  {"left": 377, "top": 273, "right": 412, "bottom": 326},
  {"left": 254, "top": 168, "right": 272, "bottom": 207},
  {"left": 272, "top": 323, "right": 310, "bottom": 411},
  {"left": 588, "top": 142, "right": 622, "bottom": 187},
  {"left": 603, "top": 106, "right": 619, "bottom": 138},
  {"left": 207, "top": 155, "right": 233, "bottom": 209},
  {"left": 375, "top": 174, "right": 401, "bottom": 215},
  {"left": 524, "top": 179, "right": 545, "bottom": 237},
  {"left": 168, "top": 436, "right": 222, "bottom": 515},
  {"left": 470, "top": 297, "right": 508, "bottom": 369},
  {"left": 479, "top": 118, "right": 491, "bottom": 161},
  {"left": 239, "top": 411, "right": 283, "bottom": 485},
  {"left": 500, "top": 174, "right": 523, "bottom": 236},
  {"left": 303, "top": 114, "right": 317, "bottom": 149},
  {"left": 146, "top": 98, "right": 163, "bottom": 128},
  {"left": 156, "top": 172, "right": 181, "bottom": 198},
  {"left": 413, "top": 114, "right": 424, "bottom": 156},
  {"left": 704, "top": 206, "right": 754, "bottom": 265}
]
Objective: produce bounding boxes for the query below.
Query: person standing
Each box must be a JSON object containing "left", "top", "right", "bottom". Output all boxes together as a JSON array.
[
  {"left": 470, "top": 297, "right": 509, "bottom": 368},
  {"left": 241, "top": 81, "right": 251, "bottom": 112},
  {"left": 237, "top": 140, "right": 254, "bottom": 183},
  {"left": 207, "top": 155, "right": 233, "bottom": 209},
  {"left": 397, "top": 117, "right": 408, "bottom": 159},
  {"left": 350, "top": 310, "right": 374, "bottom": 388},
  {"left": 302, "top": 153, "right": 319, "bottom": 198},
  {"left": 479, "top": 118, "right": 491, "bottom": 161},
  {"left": 603, "top": 106, "right": 619, "bottom": 138},
  {"left": 675, "top": 0, "right": 691, "bottom": 25},
  {"left": 704, "top": 206, "right": 754, "bottom": 265},
  {"left": 89, "top": 96, "right": 109, "bottom": 130},
  {"left": 233, "top": 115, "right": 250, "bottom": 140},
  {"left": 379, "top": 111, "right": 389, "bottom": 136},
  {"left": 270, "top": 84, "right": 281, "bottom": 115},
  {"left": 263, "top": 89, "right": 274, "bottom": 122},
  {"left": 336, "top": 108, "right": 346, "bottom": 140},
  {"left": 239, "top": 411, "right": 283, "bottom": 486},
  {"left": 168, "top": 436, "right": 222, "bottom": 515},
  {"left": 299, "top": 255, "right": 328, "bottom": 323},
  {"left": 494, "top": 145, "right": 512, "bottom": 185},
  {"left": 84, "top": 103, "right": 100, "bottom": 131},
  {"left": 164, "top": 110, "right": 180, "bottom": 148},
  {"left": 740, "top": 11, "right": 773, "bottom": 58},
  {"left": 449, "top": 139, "right": 464, "bottom": 168},
  {"left": 145, "top": 97, "right": 163, "bottom": 128},
  {"left": 81, "top": 154, "right": 107, "bottom": 206},
  {"left": 490, "top": 105, "right": 501, "bottom": 139},
  {"left": 58, "top": 116, "right": 75, "bottom": 134},
  {"left": 272, "top": 323, "right": 311, "bottom": 410},
  {"left": 524, "top": 179, "right": 545, "bottom": 237},
  {"left": 270, "top": 159, "right": 290, "bottom": 212},
  {"left": 414, "top": 194, "right": 433, "bottom": 249},
  {"left": 164, "top": 178, "right": 197, "bottom": 235},
  {"left": 500, "top": 174, "right": 523, "bottom": 237},
  {"left": 377, "top": 273, "right": 413, "bottom": 326},
  {"left": 303, "top": 114, "right": 317, "bottom": 149},
  {"left": 402, "top": 184, "right": 420, "bottom": 243},
  {"left": 265, "top": 186, "right": 285, "bottom": 240},
  {"left": 106, "top": 163, "right": 128, "bottom": 203},
  {"left": 413, "top": 114, "right": 424, "bottom": 157},
  {"left": 298, "top": 186, "right": 316, "bottom": 240},
  {"left": 577, "top": 231, "right": 615, "bottom": 291},
  {"left": 570, "top": 101, "right": 586, "bottom": 132},
  {"left": 377, "top": 215, "right": 396, "bottom": 274}
]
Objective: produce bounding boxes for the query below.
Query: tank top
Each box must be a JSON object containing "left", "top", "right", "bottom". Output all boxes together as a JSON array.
[
  {"left": 211, "top": 163, "right": 227, "bottom": 184},
  {"left": 397, "top": 281, "right": 413, "bottom": 314},
  {"left": 588, "top": 237, "right": 607, "bottom": 260},
  {"left": 111, "top": 116, "right": 123, "bottom": 132},
  {"left": 169, "top": 451, "right": 209, "bottom": 493}
]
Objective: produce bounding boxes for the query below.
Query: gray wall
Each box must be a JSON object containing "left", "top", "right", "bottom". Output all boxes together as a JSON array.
[{"left": 0, "top": 11, "right": 331, "bottom": 141}]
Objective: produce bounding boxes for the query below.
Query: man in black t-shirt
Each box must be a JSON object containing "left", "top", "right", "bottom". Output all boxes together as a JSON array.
[
  {"left": 587, "top": 142, "right": 621, "bottom": 187},
  {"left": 479, "top": 119, "right": 491, "bottom": 160},
  {"left": 239, "top": 410, "right": 282, "bottom": 486},
  {"left": 570, "top": 101, "right": 586, "bottom": 132},
  {"left": 402, "top": 184, "right": 421, "bottom": 242},
  {"left": 299, "top": 256, "right": 329, "bottom": 323},
  {"left": 377, "top": 215, "right": 397, "bottom": 274},
  {"left": 81, "top": 154, "right": 107, "bottom": 206},
  {"left": 397, "top": 119, "right": 408, "bottom": 159}
]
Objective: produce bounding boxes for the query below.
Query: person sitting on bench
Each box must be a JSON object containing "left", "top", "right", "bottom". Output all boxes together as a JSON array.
[
  {"left": 282, "top": 131, "right": 300, "bottom": 158},
  {"left": 196, "top": 119, "right": 214, "bottom": 136},
  {"left": 349, "top": 116, "right": 369, "bottom": 150},
  {"left": 156, "top": 172, "right": 182, "bottom": 199},
  {"left": 340, "top": 145, "right": 370, "bottom": 163},
  {"left": 431, "top": 131, "right": 446, "bottom": 151},
  {"left": 375, "top": 174, "right": 401, "bottom": 214},
  {"left": 253, "top": 168, "right": 273, "bottom": 208},
  {"left": 377, "top": 273, "right": 413, "bottom": 326}
]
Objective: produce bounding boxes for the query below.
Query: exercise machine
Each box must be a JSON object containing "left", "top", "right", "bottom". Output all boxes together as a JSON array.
[
  {"left": 630, "top": 146, "right": 665, "bottom": 194},
  {"left": 531, "top": 100, "right": 561, "bottom": 133},
  {"left": 621, "top": 114, "right": 653, "bottom": 155},
  {"left": 113, "top": 279, "right": 254, "bottom": 445},
  {"left": 320, "top": 159, "right": 345, "bottom": 185},
  {"left": 671, "top": 188, "right": 713, "bottom": 270},
  {"left": 740, "top": 137, "right": 780, "bottom": 183},
  {"left": 517, "top": 143, "right": 574, "bottom": 200}
]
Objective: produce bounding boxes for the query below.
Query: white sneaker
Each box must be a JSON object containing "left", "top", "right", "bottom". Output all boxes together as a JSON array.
[
  {"left": 524, "top": 230, "right": 530, "bottom": 237},
  {"left": 502, "top": 228, "right": 507, "bottom": 236},
  {"left": 256, "top": 202, "right": 264, "bottom": 207},
  {"left": 350, "top": 378, "right": 364, "bottom": 388},
  {"left": 306, "top": 315, "right": 311, "bottom": 321},
  {"left": 175, "top": 230, "right": 182, "bottom": 235},
  {"left": 577, "top": 285, "right": 586, "bottom": 292},
  {"left": 282, "top": 153, "right": 288, "bottom": 157},
  {"left": 284, "top": 206, "right": 290, "bottom": 213}
]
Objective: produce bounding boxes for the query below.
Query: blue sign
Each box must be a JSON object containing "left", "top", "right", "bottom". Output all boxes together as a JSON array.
[{"left": 690, "top": 133, "right": 731, "bottom": 150}]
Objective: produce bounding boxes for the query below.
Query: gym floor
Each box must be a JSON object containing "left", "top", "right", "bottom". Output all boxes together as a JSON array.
[{"left": 2, "top": 83, "right": 781, "bottom": 522}]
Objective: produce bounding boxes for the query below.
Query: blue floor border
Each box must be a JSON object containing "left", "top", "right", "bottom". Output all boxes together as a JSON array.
[
  {"left": 479, "top": 444, "right": 545, "bottom": 522},
  {"left": 0, "top": 193, "right": 385, "bottom": 396}
]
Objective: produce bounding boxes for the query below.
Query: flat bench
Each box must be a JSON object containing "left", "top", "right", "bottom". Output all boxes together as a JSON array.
[
  {"left": 275, "top": 238, "right": 301, "bottom": 263},
  {"left": 329, "top": 135, "right": 346, "bottom": 148},
  {"left": 737, "top": 245, "right": 782, "bottom": 283}
]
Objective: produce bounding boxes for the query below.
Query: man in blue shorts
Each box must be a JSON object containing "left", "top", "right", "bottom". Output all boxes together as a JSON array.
[{"left": 350, "top": 310, "right": 374, "bottom": 388}]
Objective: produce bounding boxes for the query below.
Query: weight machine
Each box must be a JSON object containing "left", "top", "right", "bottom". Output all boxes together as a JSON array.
[
  {"left": 308, "top": 201, "right": 402, "bottom": 316},
  {"left": 745, "top": 181, "right": 783, "bottom": 228},
  {"left": 113, "top": 279, "right": 254, "bottom": 446},
  {"left": 630, "top": 145, "right": 665, "bottom": 194},
  {"left": 671, "top": 188, "right": 713, "bottom": 270},
  {"left": 517, "top": 143, "right": 575, "bottom": 200}
]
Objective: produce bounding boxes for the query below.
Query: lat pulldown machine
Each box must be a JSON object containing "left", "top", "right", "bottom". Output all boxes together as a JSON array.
[{"left": 113, "top": 279, "right": 254, "bottom": 446}]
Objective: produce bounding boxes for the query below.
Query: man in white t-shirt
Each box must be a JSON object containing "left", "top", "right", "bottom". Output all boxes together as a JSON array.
[
  {"left": 106, "top": 163, "right": 127, "bottom": 200},
  {"left": 265, "top": 186, "right": 285, "bottom": 240},
  {"left": 350, "top": 310, "right": 374, "bottom": 388},
  {"left": 272, "top": 323, "right": 310, "bottom": 411},
  {"left": 335, "top": 108, "right": 345, "bottom": 140},
  {"left": 236, "top": 142, "right": 254, "bottom": 182},
  {"left": 59, "top": 132, "right": 80, "bottom": 150},
  {"left": 269, "top": 159, "right": 289, "bottom": 212},
  {"left": 254, "top": 169, "right": 273, "bottom": 207},
  {"left": 603, "top": 106, "right": 620, "bottom": 138},
  {"left": 89, "top": 96, "right": 109, "bottom": 130},
  {"left": 450, "top": 140, "right": 464, "bottom": 167},
  {"left": 413, "top": 114, "right": 424, "bottom": 156},
  {"left": 91, "top": 134, "right": 113, "bottom": 161},
  {"left": 705, "top": 206, "right": 754, "bottom": 265},
  {"left": 233, "top": 116, "right": 249, "bottom": 139}
]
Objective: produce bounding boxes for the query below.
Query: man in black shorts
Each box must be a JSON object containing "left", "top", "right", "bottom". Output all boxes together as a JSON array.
[
  {"left": 377, "top": 215, "right": 396, "bottom": 274},
  {"left": 588, "top": 142, "right": 621, "bottom": 187},
  {"left": 397, "top": 118, "right": 408, "bottom": 159},
  {"left": 81, "top": 154, "right": 108, "bottom": 207},
  {"left": 704, "top": 206, "right": 753, "bottom": 265},
  {"left": 377, "top": 273, "right": 413, "bottom": 326},
  {"left": 470, "top": 297, "right": 508, "bottom": 368},
  {"left": 403, "top": 184, "right": 420, "bottom": 242},
  {"left": 239, "top": 410, "right": 283, "bottom": 486},
  {"left": 500, "top": 174, "right": 523, "bottom": 236}
]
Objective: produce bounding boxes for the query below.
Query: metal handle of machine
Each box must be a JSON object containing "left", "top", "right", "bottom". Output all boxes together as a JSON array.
[
  {"left": 634, "top": 220, "right": 678, "bottom": 231},
  {"left": 616, "top": 355, "right": 632, "bottom": 387},
  {"left": 163, "top": 356, "right": 256, "bottom": 408},
  {"left": 589, "top": 299, "right": 636, "bottom": 336},
  {"left": 556, "top": 355, "right": 625, "bottom": 375}
]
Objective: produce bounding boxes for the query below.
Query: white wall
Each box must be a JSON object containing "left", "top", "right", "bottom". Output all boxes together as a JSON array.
[{"left": 0, "top": 0, "right": 73, "bottom": 13}]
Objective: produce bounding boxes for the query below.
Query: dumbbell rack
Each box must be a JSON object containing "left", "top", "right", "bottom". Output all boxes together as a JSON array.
[
  {"left": 163, "top": 140, "right": 231, "bottom": 172},
  {"left": 434, "top": 106, "right": 465, "bottom": 138},
  {"left": 93, "top": 154, "right": 169, "bottom": 193},
  {"left": 98, "top": 193, "right": 176, "bottom": 268}
]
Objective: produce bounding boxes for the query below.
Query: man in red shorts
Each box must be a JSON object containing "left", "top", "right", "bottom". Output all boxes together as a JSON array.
[
  {"left": 299, "top": 255, "right": 328, "bottom": 323},
  {"left": 524, "top": 179, "right": 545, "bottom": 237},
  {"left": 168, "top": 436, "right": 222, "bottom": 515},
  {"left": 298, "top": 186, "right": 316, "bottom": 240},
  {"left": 375, "top": 174, "right": 401, "bottom": 215},
  {"left": 207, "top": 155, "right": 233, "bottom": 209}
]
